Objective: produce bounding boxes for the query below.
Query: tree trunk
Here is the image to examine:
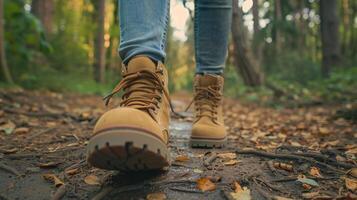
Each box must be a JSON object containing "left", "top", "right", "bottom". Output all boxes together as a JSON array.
[
  {"left": 31, "top": 0, "right": 54, "bottom": 35},
  {"left": 0, "top": 0, "right": 14, "bottom": 84},
  {"left": 231, "top": 0, "right": 263, "bottom": 87},
  {"left": 274, "top": 0, "right": 282, "bottom": 54},
  {"left": 320, "top": 0, "right": 341, "bottom": 77},
  {"left": 93, "top": 0, "right": 106, "bottom": 83},
  {"left": 252, "top": 0, "right": 263, "bottom": 62}
]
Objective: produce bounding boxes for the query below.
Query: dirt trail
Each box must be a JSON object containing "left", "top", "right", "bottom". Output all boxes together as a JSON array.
[{"left": 0, "top": 90, "right": 356, "bottom": 200}]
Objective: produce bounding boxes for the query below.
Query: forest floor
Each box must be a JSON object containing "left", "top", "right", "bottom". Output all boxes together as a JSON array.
[{"left": 0, "top": 89, "right": 356, "bottom": 200}]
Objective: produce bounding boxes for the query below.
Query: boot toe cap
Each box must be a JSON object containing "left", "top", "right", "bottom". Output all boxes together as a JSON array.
[{"left": 191, "top": 122, "right": 226, "bottom": 140}]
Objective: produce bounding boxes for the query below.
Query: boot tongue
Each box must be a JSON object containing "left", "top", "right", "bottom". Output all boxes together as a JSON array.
[
  {"left": 197, "top": 74, "right": 222, "bottom": 87},
  {"left": 126, "top": 56, "right": 157, "bottom": 73}
]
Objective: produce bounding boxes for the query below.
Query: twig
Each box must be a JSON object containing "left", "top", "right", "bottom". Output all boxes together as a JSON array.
[
  {"left": 27, "top": 128, "right": 56, "bottom": 140},
  {"left": 169, "top": 186, "right": 203, "bottom": 193},
  {"left": 0, "top": 162, "right": 21, "bottom": 176},
  {"left": 91, "top": 186, "right": 114, "bottom": 200},
  {"left": 64, "top": 159, "right": 86, "bottom": 171},
  {"left": 272, "top": 175, "right": 339, "bottom": 182},
  {"left": 52, "top": 185, "right": 66, "bottom": 200},
  {"left": 3, "top": 108, "right": 67, "bottom": 119},
  {"left": 6, "top": 153, "right": 42, "bottom": 160},
  {"left": 204, "top": 152, "right": 218, "bottom": 167},
  {"left": 292, "top": 152, "right": 355, "bottom": 168},
  {"left": 235, "top": 149, "right": 345, "bottom": 173}
]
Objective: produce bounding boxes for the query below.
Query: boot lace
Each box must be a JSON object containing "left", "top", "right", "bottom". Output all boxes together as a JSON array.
[
  {"left": 103, "top": 69, "right": 179, "bottom": 120},
  {"left": 185, "top": 86, "right": 221, "bottom": 124}
]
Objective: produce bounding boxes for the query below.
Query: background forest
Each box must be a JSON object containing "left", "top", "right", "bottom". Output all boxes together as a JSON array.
[{"left": 0, "top": 0, "right": 356, "bottom": 106}]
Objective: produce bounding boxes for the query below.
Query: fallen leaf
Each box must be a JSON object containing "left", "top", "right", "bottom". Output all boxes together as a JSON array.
[
  {"left": 37, "top": 161, "right": 62, "bottom": 168},
  {"left": 302, "top": 191, "right": 319, "bottom": 199},
  {"left": 345, "top": 178, "right": 357, "bottom": 191},
  {"left": 348, "top": 168, "right": 357, "bottom": 178},
  {"left": 273, "top": 162, "right": 293, "bottom": 172},
  {"left": 218, "top": 152, "right": 237, "bottom": 160},
  {"left": 309, "top": 167, "right": 323, "bottom": 178},
  {"left": 196, "top": 177, "right": 216, "bottom": 191},
  {"left": 233, "top": 181, "right": 243, "bottom": 193},
  {"left": 65, "top": 168, "right": 79, "bottom": 175},
  {"left": 84, "top": 174, "right": 101, "bottom": 185},
  {"left": 297, "top": 177, "right": 319, "bottom": 187},
  {"left": 175, "top": 155, "right": 190, "bottom": 162},
  {"left": 0, "top": 120, "right": 16, "bottom": 135},
  {"left": 14, "top": 127, "right": 30, "bottom": 134},
  {"left": 42, "top": 174, "right": 64, "bottom": 187},
  {"left": 230, "top": 187, "right": 251, "bottom": 200},
  {"left": 302, "top": 183, "right": 312, "bottom": 190},
  {"left": 318, "top": 127, "right": 330, "bottom": 135},
  {"left": 193, "top": 168, "right": 203, "bottom": 173},
  {"left": 224, "top": 159, "right": 239, "bottom": 166},
  {"left": 274, "top": 196, "right": 293, "bottom": 200},
  {"left": 146, "top": 192, "right": 166, "bottom": 200}
]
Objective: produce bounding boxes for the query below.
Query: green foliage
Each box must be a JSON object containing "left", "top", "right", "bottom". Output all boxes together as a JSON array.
[{"left": 3, "top": 0, "right": 51, "bottom": 76}]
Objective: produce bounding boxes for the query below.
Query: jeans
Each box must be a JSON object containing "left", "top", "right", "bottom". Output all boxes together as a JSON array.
[{"left": 118, "top": 0, "right": 232, "bottom": 74}]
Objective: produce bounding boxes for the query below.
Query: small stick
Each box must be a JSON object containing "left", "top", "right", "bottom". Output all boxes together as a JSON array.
[
  {"left": 52, "top": 185, "right": 66, "bottom": 200},
  {"left": 292, "top": 152, "right": 355, "bottom": 168},
  {"left": 6, "top": 153, "right": 42, "bottom": 160},
  {"left": 0, "top": 162, "right": 21, "bottom": 176},
  {"left": 236, "top": 149, "right": 345, "bottom": 173},
  {"left": 91, "top": 186, "right": 114, "bottom": 200},
  {"left": 169, "top": 187, "right": 203, "bottom": 193},
  {"left": 204, "top": 152, "right": 218, "bottom": 167},
  {"left": 27, "top": 128, "right": 56, "bottom": 140}
]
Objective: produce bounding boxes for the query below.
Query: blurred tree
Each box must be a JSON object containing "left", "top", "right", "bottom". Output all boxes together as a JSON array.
[
  {"left": 93, "top": 0, "right": 106, "bottom": 83},
  {"left": 252, "top": 0, "right": 263, "bottom": 62},
  {"left": 31, "top": 0, "right": 54, "bottom": 35},
  {"left": 231, "top": 0, "right": 263, "bottom": 87},
  {"left": 320, "top": 0, "right": 341, "bottom": 77},
  {"left": 0, "top": 0, "right": 13, "bottom": 83},
  {"left": 274, "top": 0, "right": 282, "bottom": 54}
]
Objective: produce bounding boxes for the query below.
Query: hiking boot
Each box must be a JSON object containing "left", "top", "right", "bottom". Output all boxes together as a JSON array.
[
  {"left": 190, "top": 74, "right": 227, "bottom": 148},
  {"left": 87, "top": 56, "right": 171, "bottom": 170}
]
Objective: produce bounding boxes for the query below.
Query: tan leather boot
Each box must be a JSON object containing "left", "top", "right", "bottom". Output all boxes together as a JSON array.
[
  {"left": 87, "top": 56, "right": 171, "bottom": 170},
  {"left": 190, "top": 74, "right": 227, "bottom": 148}
]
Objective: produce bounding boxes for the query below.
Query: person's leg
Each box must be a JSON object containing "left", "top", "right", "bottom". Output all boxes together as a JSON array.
[
  {"left": 119, "top": 0, "right": 170, "bottom": 64},
  {"left": 87, "top": 0, "right": 172, "bottom": 171},
  {"left": 190, "top": 0, "right": 232, "bottom": 148},
  {"left": 194, "top": 0, "right": 232, "bottom": 74}
]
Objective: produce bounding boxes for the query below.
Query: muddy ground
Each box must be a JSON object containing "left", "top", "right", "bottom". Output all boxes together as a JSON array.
[{"left": 0, "top": 90, "right": 356, "bottom": 200}]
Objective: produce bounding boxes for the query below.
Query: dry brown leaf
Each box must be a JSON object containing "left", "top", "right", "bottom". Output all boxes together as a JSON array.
[
  {"left": 230, "top": 187, "right": 251, "bottom": 200},
  {"left": 224, "top": 160, "right": 239, "bottom": 166},
  {"left": 233, "top": 181, "right": 243, "bottom": 193},
  {"left": 42, "top": 174, "right": 64, "bottom": 187},
  {"left": 318, "top": 127, "right": 330, "bottom": 135},
  {"left": 146, "top": 192, "right": 167, "bottom": 200},
  {"left": 84, "top": 174, "right": 101, "bottom": 185},
  {"left": 37, "top": 161, "right": 62, "bottom": 168},
  {"left": 302, "top": 183, "right": 312, "bottom": 190},
  {"left": 196, "top": 177, "right": 216, "bottom": 191},
  {"left": 302, "top": 191, "right": 319, "bottom": 199},
  {"left": 274, "top": 196, "right": 293, "bottom": 200},
  {"left": 348, "top": 168, "right": 357, "bottom": 179},
  {"left": 217, "top": 152, "right": 237, "bottom": 160},
  {"left": 175, "top": 155, "right": 190, "bottom": 162},
  {"left": 309, "top": 167, "right": 323, "bottom": 178},
  {"left": 273, "top": 162, "right": 293, "bottom": 172},
  {"left": 345, "top": 178, "right": 357, "bottom": 191},
  {"left": 65, "top": 168, "right": 79, "bottom": 175},
  {"left": 0, "top": 120, "right": 16, "bottom": 135},
  {"left": 14, "top": 127, "right": 30, "bottom": 134}
]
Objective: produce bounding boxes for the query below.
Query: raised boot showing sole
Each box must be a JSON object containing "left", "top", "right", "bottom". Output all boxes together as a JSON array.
[
  {"left": 87, "top": 56, "right": 171, "bottom": 171},
  {"left": 190, "top": 74, "right": 227, "bottom": 148}
]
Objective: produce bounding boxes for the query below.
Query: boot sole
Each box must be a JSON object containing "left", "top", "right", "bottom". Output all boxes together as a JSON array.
[
  {"left": 190, "top": 137, "right": 227, "bottom": 148},
  {"left": 87, "top": 127, "right": 170, "bottom": 171}
]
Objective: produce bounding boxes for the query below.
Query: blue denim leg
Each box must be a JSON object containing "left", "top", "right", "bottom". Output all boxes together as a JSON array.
[
  {"left": 118, "top": 0, "right": 170, "bottom": 64},
  {"left": 194, "top": 0, "right": 232, "bottom": 74}
]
